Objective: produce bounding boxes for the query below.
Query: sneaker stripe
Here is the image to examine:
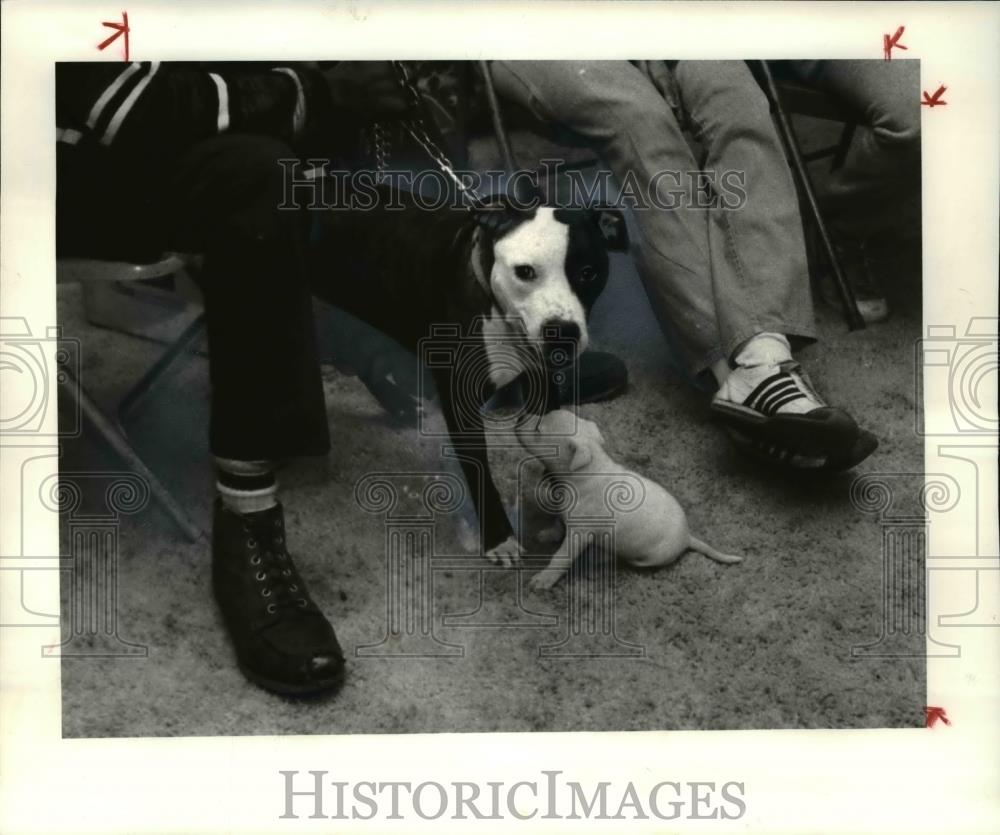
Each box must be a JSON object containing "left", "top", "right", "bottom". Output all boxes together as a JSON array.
[
  {"left": 763, "top": 390, "right": 812, "bottom": 415},
  {"left": 744, "top": 372, "right": 791, "bottom": 409},
  {"left": 781, "top": 363, "right": 826, "bottom": 406},
  {"left": 741, "top": 363, "right": 828, "bottom": 417},
  {"left": 746, "top": 379, "right": 795, "bottom": 411},
  {"left": 755, "top": 381, "right": 801, "bottom": 413},
  {"left": 748, "top": 378, "right": 798, "bottom": 413}
]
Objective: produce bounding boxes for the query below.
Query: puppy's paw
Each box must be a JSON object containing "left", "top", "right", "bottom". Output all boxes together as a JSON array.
[
  {"left": 535, "top": 522, "right": 565, "bottom": 546},
  {"left": 529, "top": 569, "right": 565, "bottom": 590},
  {"left": 485, "top": 536, "right": 522, "bottom": 568}
]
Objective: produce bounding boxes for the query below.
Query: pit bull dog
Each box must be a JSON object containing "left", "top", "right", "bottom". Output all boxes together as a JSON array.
[
  {"left": 309, "top": 185, "right": 627, "bottom": 564},
  {"left": 517, "top": 409, "right": 742, "bottom": 588}
]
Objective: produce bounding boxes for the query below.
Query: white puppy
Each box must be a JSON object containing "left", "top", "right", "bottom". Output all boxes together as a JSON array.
[{"left": 517, "top": 409, "right": 742, "bottom": 589}]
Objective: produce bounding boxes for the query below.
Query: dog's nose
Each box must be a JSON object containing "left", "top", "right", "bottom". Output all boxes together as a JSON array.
[{"left": 541, "top": 319, "right": 581, "bottom": 345}]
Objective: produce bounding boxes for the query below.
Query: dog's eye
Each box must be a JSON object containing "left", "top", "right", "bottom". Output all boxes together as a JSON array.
[
  {"left": 578, "top": 266, "right": 597, "bottom": 283},
  {"left": 514, "top": 265, "right": 536, "bottom": 281}
]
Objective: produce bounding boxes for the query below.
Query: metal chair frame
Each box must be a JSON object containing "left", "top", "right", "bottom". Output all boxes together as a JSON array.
[
  {"left": 753, "top": 61, "right": 866, "bottom": 330},
  {"left": 57, "top": 255, "right": 205, "bottom": 541}
]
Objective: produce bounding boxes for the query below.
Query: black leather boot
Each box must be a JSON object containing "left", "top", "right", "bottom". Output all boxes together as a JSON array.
[{"left": 212, "top": 500, "right": 345, "bottom": 696}]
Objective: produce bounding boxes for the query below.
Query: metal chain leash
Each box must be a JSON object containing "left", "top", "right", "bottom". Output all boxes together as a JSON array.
[
  {"left": 368, "top": 61, "right": 484, "bottom": 210},
  {"left": 371, "top": 121, "right": 391, "bottom": 180}
]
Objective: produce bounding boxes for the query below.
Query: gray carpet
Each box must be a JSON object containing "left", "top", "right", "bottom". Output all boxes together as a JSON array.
[
  {"left": 57, "top": 240, "right": 925, "bottom": 737},
  {"left": 57, "top": 116, "right": 925, "bottom": 736}
]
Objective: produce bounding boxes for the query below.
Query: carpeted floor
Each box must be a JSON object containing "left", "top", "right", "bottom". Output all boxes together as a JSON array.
[{"left": 57, "top": 117, "right": 926, "bottom": 737}]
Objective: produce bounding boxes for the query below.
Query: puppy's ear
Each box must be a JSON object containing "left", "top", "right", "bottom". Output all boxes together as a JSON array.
[
  {"left": 568, "top": 438, "right": 593, "bottom": 471},
  {"left": 592, "top": 207, "right": 629, "bottom": 252}
]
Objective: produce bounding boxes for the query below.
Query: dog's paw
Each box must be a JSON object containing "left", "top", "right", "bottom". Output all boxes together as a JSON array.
[
  {"left": 485, "top": 536, "right": 521, "bottom": 568},
  {"left": 529, "top": 569, "right": 565, "bottom": 590}
]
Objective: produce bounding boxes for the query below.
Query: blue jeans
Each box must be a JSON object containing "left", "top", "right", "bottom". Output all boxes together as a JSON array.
[{"left": 492, "top": 60, "right": 816, "bottom": 377}]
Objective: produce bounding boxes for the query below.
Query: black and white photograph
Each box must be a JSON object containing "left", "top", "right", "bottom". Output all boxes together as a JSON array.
[
  {"left": 2, "top": 2, "right": 998, "bottom": 833},
  {"left": 53, "top": 56, "right": 926, "bottom": 734}
]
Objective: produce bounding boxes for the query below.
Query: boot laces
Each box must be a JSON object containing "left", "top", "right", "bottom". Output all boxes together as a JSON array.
[{"left": 244, "top": 517, "right": 309, "bottom": 615}]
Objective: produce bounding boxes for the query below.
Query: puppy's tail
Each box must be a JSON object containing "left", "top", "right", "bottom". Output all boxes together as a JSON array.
[{"left": 688, "top": 536, "right": 742, "bottom": 564}]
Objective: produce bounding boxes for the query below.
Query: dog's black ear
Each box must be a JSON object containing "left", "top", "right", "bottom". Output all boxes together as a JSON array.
[
  {"left": 592, "top": 207, "right": 629, "bottom": 252},
  {"left": 471, "top": 179, "right": 540, "bottom": 238},
  {"left": 471, "top": 202, "right": 519, "bottom": 239}
]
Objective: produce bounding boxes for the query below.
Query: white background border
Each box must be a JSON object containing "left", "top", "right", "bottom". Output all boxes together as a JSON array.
[{"left": 2, "top": 1, "right": 998, "bottom": 832}]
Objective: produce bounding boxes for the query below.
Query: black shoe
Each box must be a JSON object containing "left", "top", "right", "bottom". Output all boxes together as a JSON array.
[
  {"left": 563, "top": 350, "right": 629, "bottom": 405},
  {"left": 212, "top": 501, "right": 345, "bottom": 696}
]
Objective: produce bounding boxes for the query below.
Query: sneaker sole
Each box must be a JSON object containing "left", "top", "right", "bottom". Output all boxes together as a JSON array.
[
  {"left": 712, "top": 400, "right": 878, "bottom": 470},
  {"left": 724, "top": 425, "right": 878, "bottom": 472},
  {"left": 823, "top": 428, "right": 879, "bottom": 471},
  {"left": 711, "top": 401, "right": 860, "bottom": 455}
]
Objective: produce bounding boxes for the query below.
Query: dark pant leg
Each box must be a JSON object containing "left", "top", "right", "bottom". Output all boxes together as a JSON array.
[{"left": 166, "top": 134, "right": 330, "bottom": 461}]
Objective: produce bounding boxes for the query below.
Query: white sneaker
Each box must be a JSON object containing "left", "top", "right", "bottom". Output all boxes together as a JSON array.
[{"left": 711, "top": 360, "right": 876, "bottom": 470}]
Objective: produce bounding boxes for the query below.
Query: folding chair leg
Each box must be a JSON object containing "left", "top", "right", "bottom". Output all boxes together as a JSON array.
[
  {"left": 757, "top": 61, "right": 866, "bottom": 331},
  {"left": 60, "top": 373, "right": 204, "bottom": 542},
  {"left": 479, "top": 60, "right": 518, "bottom": 173},
  {"left": 831, "top": 122, "right": 856, "bottom": 172},
  {"left": 118, "top": 313, "right": 206, "bottom": 427}
]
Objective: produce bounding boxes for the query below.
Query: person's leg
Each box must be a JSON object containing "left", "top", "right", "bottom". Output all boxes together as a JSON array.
[
  {"left": 667, "top": 60, "right": 875, "bottom": 468},
  {"left": 785, "top": 59, "right": 921, "bottom": 230},
  {"left": 670, "top": 60, "right": 816, "bottom": 364},
  {"left": 492, "top": 61, "right": 875, "bottom": 469},
  {"left": 492, "top": 61, "right": 816, "bottom": 379},
  {"left": 784, "top": 60, "right": 921, "bottom": 323},
  {"left": 168, "top": 135, "right": 330, "bottom": 462},
  {"left": 167, "top": 134, "right": 344, "bottom": 696}
]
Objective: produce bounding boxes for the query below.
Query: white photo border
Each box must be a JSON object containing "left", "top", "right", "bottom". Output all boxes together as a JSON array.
[{"left": 1, "top": 1, "right": 998, "bottom": 832}]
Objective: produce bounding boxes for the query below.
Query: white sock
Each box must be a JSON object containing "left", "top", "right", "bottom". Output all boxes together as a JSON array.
[
  {"left": 733, "top": 333, "right": 793, "bottom": 369},
  {"left": 215, "top": 457, "right": 278, "bottom": 515},
  {"left": 716, "top": 334, "right": 823, "bottom": 415}
]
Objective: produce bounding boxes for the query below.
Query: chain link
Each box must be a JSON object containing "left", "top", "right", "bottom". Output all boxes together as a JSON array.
[
  {"left": 370, "top": 121, "right": 391, "bottom": 183},
  {"left": 365, "top": 61, "right": 484, "bottom": 209}
]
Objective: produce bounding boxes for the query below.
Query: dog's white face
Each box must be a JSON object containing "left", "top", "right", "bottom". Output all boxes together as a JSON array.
[
  {"left": 478, "top": 204, "right": 624, "bottom": 387},
  {"left": 490, "top": 208, "right": 589, "bottom": 351}
]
